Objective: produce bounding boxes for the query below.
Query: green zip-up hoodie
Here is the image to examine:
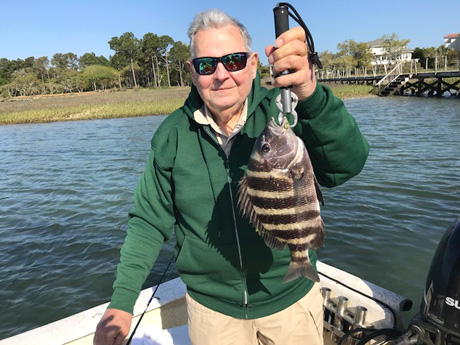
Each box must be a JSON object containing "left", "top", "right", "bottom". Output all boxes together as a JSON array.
[{"left": 109, "top": 74, "right": 369, "bottom": 319}]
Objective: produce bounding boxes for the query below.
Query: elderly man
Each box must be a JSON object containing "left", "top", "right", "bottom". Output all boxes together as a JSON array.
[{"left": 94, "top": 9, "right": 369, "bottom": 345}]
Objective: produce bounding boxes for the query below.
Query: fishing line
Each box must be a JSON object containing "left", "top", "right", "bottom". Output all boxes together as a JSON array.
[
  {"left": 125, "top": 257, "right": 175, "bottom": 345},
  {"left": 276, "top": 2, "right": 323, "bottom": 69},
  {"left": 337, "top": 327, "right": 403, "bottom": 345}
]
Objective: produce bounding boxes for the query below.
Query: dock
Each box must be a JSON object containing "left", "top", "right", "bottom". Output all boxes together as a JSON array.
[{"left": 318, "top": 61, "right": 460, "bottom": 98}]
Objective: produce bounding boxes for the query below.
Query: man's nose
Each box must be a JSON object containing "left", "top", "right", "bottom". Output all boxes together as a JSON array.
[{"left": 214, "top": 62, "right": 230, "bottom": 80}]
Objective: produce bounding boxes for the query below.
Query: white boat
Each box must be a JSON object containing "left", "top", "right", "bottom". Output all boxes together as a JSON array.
[
  {"left": 0, "top": 261, "right": 413, "bottom": 345},
  {"left": 4, "top": 216, "right": 460, "bottom": 345}
]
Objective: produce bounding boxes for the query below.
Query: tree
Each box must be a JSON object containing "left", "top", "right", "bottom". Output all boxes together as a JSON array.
[
  {"left": 413, "top": 46, "right": 459, "bottom": 69},
  {"left": 109, "top": 52, "right": 128, "bottom": 89},
  {"left": 0, "top": 58, "right": 12, "bottom": 85},
  {"left": 336, "top": 40, "right": 372, "bottom": 69},
  {"left": 318, "top": 51, "right": 335, "bottom": 71},
  {"left": 141, "top": 33, "right": 161, "bottom": 87},
  {"left": 10, "top": 68, "right": 41, "bottom": 96},
  {"left": 335, "top": 55, "right": 355, "bottom": 72},
  {"left": 381, "top": 33, "right": 410, "bottom": 63},
  {"left": 158, "top": 35, "right": 174, "bottom": 87},
  {"left": 79, "top": 53, "right": 110, "bottom": 69},
  {"left": 82, "top": 65, "right": 118, "bottom": 90},
  {"left": 412, "top": 47, "right": 426, "bottom": 67},
  {"left": 109, "top": 32, "right": 140, "bottom": 88},
  {"left": 51, "top": 52, "right": 79, "bottom": 70},
  {"left": 58, "top": 69, "right": 81, "bottom": 93},
  {"left": 169, "top": 41, "right": 190, "bottom": 87},
  {"left": 0, "top": 57, "right": 36, "bottom": 85},
  {"left": 33, "top": 56, "right": 50, "bottom": 83}
]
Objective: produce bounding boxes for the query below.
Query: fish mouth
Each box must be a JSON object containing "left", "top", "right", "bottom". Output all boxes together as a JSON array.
[{"left": 268, "top": 117, "right": 288, "bottom": 135}]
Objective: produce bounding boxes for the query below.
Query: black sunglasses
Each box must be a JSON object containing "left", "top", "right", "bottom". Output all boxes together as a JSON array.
[{"left": 192, "top": 52, "right": 250, "bottom": 75}]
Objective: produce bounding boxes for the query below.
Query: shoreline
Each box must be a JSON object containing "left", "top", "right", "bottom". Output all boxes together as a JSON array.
[{"left": 0, "top": 85, "right": 375, "bottom": 126}]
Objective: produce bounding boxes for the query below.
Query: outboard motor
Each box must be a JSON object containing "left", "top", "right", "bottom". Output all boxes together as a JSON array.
[{"left": 401, "top": 218, "right": 460, "bottom": 345}]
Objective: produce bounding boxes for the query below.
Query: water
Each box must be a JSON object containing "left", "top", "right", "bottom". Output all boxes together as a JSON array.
[{"left": 0, "top": 97, "right": 459, "bottom": 339}]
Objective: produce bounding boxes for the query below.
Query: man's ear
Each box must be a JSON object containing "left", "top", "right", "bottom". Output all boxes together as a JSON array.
[
  {"left": 251, "top": 53, "right": 259, "bottom": 79},
  {"left": 186, "top": 60, "right": 197, "bottom": 85}
]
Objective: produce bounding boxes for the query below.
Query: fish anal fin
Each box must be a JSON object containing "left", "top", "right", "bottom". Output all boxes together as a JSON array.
[{"left": 261, "top": 230, "right": 287, "bottom": 250}]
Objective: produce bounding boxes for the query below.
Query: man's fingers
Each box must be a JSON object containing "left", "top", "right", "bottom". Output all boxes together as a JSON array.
[
  {"left": 265, "top": 26, "right": 317, "bottom": 99},
  {"left": 265, "top": 45, "right": 276, "bottom": 60},
  {"left": 93, "top": 309, "right": 132, "bottom": 345},
  {"left": 114, "top": 332, "right": 127, "bottom": 345},
  {"left": 274, "top": 27, "right": 306, "bottom": 48}
]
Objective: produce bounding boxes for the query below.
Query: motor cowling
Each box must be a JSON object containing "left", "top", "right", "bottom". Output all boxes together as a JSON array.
[{"left": 411, "top": 218, "right": 460, "bottom": 345}]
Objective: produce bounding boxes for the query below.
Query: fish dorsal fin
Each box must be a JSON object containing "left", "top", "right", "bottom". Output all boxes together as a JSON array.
[
  {"left": 290, "top": 140, "right": 324, "bottom": 207},
  {"left": 314, "top": 178, "right": 324, "bottom": 206},
  {"left": 237, "top": 174, "right": 286, "bottom": 250}
]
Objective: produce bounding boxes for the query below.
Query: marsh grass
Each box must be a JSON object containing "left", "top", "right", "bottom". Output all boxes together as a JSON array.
[
  {"left": 324, "top": 83, "right": 374, "bottom": 99},
  {"left": 0, "top": 84, "right": 373, "bottom": 125},
  {"left": 0, "top": 88, "right": 190, "bottom": 125}
]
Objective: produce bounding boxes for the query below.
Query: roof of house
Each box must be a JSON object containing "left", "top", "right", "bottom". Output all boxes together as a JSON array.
[
  {"left": 367, "top": 38, "right": 385, "bottom": 47},
  {"left": 444, "top": 33, "right": 460, "bottom": 38}
]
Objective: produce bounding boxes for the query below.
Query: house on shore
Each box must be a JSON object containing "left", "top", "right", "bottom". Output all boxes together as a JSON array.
[
  {"left": 367, "top": 38, "right": 413, "bottom": 66},
  {"left": 444, "top": 33, "right": 460, "bottom": 52}
]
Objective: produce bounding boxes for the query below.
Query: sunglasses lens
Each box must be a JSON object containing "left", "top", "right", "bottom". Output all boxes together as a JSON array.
[
  {"left": 195, "top": 58, "right": 216, "bottom": 75},
  {"left": 222, "top": 53, "right": 248, "bottom": 72},
  {"left": 193, "top": 53, "right": 249, "bottom": 75}
]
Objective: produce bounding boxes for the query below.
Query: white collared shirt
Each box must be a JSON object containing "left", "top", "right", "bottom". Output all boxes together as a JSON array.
[{"left": 193, "top": 101, "right": 248, "bottom": 156}]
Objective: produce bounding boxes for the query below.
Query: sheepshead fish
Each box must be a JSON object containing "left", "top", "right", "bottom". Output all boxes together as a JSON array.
[{"left": 238, "top": 117, "right": 325, "bottom": 283}]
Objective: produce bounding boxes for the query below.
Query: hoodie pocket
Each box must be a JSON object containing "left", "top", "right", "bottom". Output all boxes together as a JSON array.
[{"left": 175, "top": 236, "right": 243, "bottom": 295}]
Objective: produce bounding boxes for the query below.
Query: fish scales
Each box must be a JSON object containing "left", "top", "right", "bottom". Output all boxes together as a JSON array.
[{"left": 238, "top": 117, "right": 325, "bottom": 283}]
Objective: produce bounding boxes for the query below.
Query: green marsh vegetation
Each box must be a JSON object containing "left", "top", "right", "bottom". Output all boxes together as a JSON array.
[
  {"left": 0, "top": 88, "right": 189, "bottom": 125},
  {"left": 0, "top": 84, "right": 373, "bottom": 126}
]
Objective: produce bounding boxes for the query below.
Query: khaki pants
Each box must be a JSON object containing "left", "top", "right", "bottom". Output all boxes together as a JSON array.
[{"left": 186, "top": 284, "right": 324, "bottom": 345}]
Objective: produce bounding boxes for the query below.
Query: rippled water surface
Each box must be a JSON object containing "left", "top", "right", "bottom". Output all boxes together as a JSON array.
[{"left": 0, "top": 97, "right": 459, "bottom": 339}]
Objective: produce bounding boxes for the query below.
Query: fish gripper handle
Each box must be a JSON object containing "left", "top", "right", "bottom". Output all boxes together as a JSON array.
[
  {"left": 274, "top": 4, "right": 289, "bottom": 38},
  {"left": 273, "top": 4, "right": 297, "bottom": 126}
]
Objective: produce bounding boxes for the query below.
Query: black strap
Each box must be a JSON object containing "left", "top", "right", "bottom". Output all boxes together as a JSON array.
[{"left": 277, "top": 2, "right": 323, "bottom": 69}]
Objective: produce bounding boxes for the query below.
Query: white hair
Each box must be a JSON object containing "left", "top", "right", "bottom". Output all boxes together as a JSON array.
[{"left": 187, "top": 9, "right": 252, "bottom": 59}]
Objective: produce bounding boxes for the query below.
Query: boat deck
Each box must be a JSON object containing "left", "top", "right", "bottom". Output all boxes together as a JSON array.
[{"left": 0, "top": 262, "right": 412, "bottom": 345}]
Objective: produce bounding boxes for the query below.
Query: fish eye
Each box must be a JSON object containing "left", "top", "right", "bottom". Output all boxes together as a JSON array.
[{"left": 261, "top": 143, "right": 271, "bottom": 153}]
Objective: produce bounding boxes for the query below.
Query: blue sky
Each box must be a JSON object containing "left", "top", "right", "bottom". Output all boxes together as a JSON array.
[{"left": 1, "top": 0, "right": 459, "bottom": 65}]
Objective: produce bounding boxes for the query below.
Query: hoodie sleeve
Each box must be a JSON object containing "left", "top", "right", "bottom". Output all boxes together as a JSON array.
[
  {"left": 108, "top": 132, "right": 177, "bottom": 314},
  {"left": 293, "top": 83, "right": 370, "bottom": 188}
]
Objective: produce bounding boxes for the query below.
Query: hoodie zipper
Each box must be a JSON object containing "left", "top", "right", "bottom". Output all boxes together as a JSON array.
[
  {"left": 203, "top": 126, "right": 249, "bottom": 316},
  {"left": 225, "top": 154, "right": 249, "bottom": 314}
]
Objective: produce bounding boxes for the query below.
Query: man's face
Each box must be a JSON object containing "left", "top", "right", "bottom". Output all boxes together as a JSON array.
[{"left": 187, "top": 25, "right": 258, "bottom": 120}]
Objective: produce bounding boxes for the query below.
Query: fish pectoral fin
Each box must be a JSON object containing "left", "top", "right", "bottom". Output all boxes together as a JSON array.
[
  {"left": 238, "top": 174, "right": 284, "bottom": 250},
  {"left": 261, "top": 230, "right": 287, "bottom": 250},
  {"left": 238, "top": 175, "right": 262, "bottom": 230},
  {"left": 237, "top": 175, "right": 252, "bottom": 218},
  {"left": 290, "top": 167, "right": 304, "bottom": 180}
]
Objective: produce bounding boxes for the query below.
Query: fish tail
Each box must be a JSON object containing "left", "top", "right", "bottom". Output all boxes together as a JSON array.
[{"left": 283, "top": 260, "right": 320, "bottom": 283}]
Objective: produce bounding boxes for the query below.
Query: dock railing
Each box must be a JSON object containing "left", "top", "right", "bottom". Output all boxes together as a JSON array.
[
  {"left": 317, "top": 58, "right": 460, "bottom": 82},
  {"left": 372, "top": 61, "right": 406, "bottom": 94}
]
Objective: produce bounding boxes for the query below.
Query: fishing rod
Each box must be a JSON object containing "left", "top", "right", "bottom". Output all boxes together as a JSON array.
[
  {"left": 273, "top": 2, "right": 322, "bottom": 127},
  {"left": 125, "top": 257, "right": 174, "bottom": 345}
]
